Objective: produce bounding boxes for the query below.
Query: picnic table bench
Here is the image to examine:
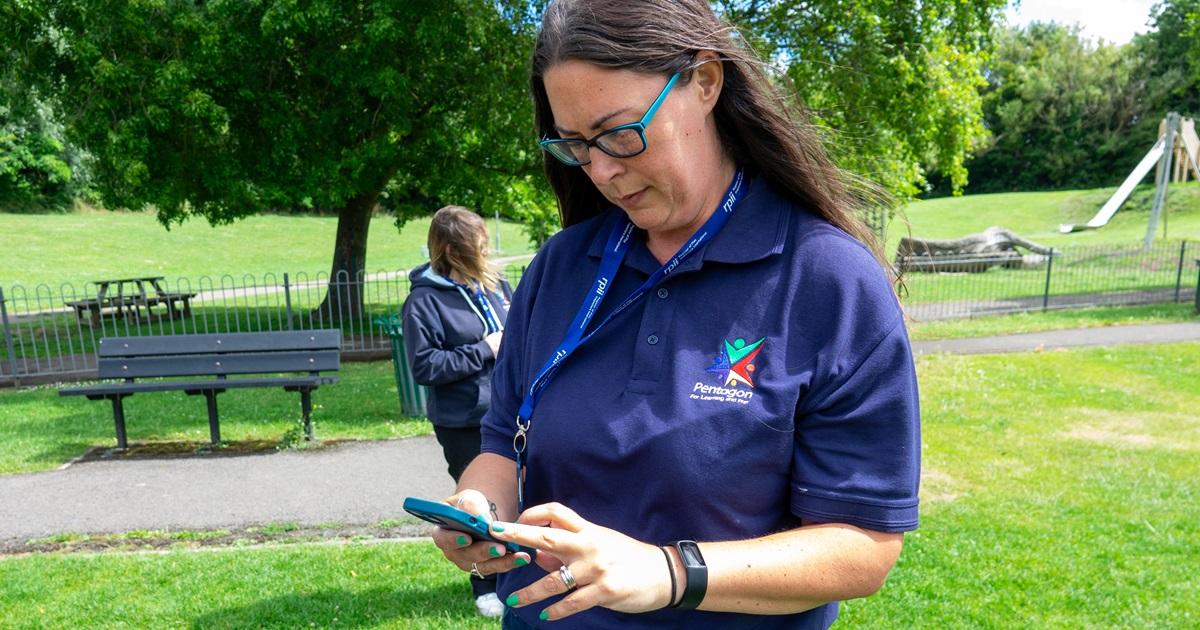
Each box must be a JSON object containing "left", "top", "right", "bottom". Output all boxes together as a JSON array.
[
  {"left": 64, "top": 276, "right": 196, "bottom": 328},
  {"left": 59, "top": 330, "right": 341, "bottom": 449}
]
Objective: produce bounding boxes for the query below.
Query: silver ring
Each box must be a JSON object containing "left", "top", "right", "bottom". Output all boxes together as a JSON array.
[
  {"left": 558, "top": 564, "right": 578, "bottom": 591},
  {"left": 471, "top": 562, "right": 485, "bottom": 579},
  {"left": 456, "top": 496, "right": 468, "bottom": 509}
]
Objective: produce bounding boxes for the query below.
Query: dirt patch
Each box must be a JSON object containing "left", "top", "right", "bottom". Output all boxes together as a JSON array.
[
  {"left": 1062, "top": 410, "right": 1198, "bottom": 450},
  {"left": 919, "top": 467, "right": 964, "bottom": 504},
  {"left": 68, "top": 438, "right": 354, "bottom": 465}
]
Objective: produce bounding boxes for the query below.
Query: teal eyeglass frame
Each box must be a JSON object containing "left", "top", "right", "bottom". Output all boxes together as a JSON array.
[{"left": 539, "top": 72, "right": 681, "bottom": 166}]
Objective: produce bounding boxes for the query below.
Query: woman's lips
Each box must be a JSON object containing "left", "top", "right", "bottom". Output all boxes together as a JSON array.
[{"left": 617, "top": 188, "right": 647, "bottom": 208}]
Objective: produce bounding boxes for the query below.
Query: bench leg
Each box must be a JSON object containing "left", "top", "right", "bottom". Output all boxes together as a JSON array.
[
  {"left": 108, "top": 395, "right": 129, "bottom": 449},
  {"left": 204, "top": 390, "right": 221, "bottom": 445},
  {"left": 300, "top": 388, "right": 313, "bottom": 442}
]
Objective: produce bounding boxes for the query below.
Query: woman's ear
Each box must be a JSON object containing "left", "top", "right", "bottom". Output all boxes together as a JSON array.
[{"left": 691, "top": 50, "right": 724, "bottom": 114}]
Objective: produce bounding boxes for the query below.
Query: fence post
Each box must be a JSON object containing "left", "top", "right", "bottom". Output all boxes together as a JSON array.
[
  {"left": 283, "top": 273, "right": 294, "bottom": 331},
  {"left": 1042, "top": 248, "right": 1055, "bottom": 311},
  {"left": 1175, "top": 241, "right": 1188, "bottom": 302},
  {"left": 0, "top": 287, "right": 20, "bottom": 386},
  {"left": 1195, "top": 260, "right": 1200, "bottom": 314}
]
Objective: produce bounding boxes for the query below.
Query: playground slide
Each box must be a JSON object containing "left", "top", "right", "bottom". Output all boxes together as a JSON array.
[{"left": 1059, "top": 137, "right": 1166, "bottom": 233}]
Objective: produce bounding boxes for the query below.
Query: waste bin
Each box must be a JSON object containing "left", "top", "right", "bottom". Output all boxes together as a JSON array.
[{"left": 375, "top": 315, "right": 429, "bottom": 417}]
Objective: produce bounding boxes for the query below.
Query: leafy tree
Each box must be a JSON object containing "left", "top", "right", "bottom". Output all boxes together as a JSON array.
[
  {"left": 716, "top": 0, "right": 1006, "bottom": 198},
  {"left": 1, "top": 0, "right": 546, "bottom": 316},
  {"left": 0, "top": 105, "right": 74, "bottom": 209},
  {"left": 962, "top": 24, "right": 1154, "bottom": 193}
]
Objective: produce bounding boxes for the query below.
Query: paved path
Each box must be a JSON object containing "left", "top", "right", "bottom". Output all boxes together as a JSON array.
[{"left": 2, "top": 321, "right": 1198, "bottom": 547}]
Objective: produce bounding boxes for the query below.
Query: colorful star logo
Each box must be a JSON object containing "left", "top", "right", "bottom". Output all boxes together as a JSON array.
[{"left": 705, "top": 337, "right": 765, "bottom": 387}]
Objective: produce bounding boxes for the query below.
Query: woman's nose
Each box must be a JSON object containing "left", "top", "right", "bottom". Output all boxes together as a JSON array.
[{"left": 584, "top": 148, "right": 624, "bottom": 186}]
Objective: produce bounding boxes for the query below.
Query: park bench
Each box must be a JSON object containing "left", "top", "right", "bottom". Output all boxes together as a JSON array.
[{"left": 59, "top": 330, "right": 341, "bottom": 449}]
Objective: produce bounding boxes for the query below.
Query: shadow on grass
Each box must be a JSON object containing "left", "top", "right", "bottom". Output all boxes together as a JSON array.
[{"left": 189, "top": 584, "right": 476, "bottom": 629}]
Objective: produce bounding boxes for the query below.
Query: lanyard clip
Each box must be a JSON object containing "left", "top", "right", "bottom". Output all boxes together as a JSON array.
[{"left": 512, "top": 415, "right": 530, "bottom": 456}]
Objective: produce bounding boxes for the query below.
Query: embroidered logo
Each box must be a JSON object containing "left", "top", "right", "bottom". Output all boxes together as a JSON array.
[{"left": 691, "top": 337, "right": 765, "bottom": 405}]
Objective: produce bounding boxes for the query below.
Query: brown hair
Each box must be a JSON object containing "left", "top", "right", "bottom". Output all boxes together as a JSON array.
[
  {"left": 428, "top": 206, "right": 500, "bottom": 293},
  {"left": 532, "top": 0, "right": 891, "bottom": 271}
]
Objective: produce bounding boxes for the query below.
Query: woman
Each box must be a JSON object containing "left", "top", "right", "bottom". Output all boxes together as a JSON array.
[
  {"left": 434, "top": 1, "right": 920, "bottom": 628},
  {"left": 401, "top": 205, "right": 512, "bottom": 618}
]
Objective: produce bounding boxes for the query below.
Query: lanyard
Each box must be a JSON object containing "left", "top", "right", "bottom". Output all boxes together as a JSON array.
[
  {"left": 512, "top": 169, "right": 746, "bottom": 510},
  {"left": 451, "top": 281, "right": 504, "bottom": 334}
]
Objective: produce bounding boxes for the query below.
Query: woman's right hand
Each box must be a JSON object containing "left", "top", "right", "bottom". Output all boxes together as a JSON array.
[
  {"left": 432, "top": 489, "right": 532, "bottom": 578},
  {"left": 483, "top": 331, "right": 503, "bottom": 356}
]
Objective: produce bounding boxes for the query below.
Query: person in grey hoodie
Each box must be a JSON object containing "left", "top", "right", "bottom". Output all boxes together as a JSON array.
[{"left": 401, "top": 205, "right": 512, "bottom": 618}]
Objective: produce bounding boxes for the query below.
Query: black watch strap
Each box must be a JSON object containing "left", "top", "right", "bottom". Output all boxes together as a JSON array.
[{"left": 672, "top": 540, "right": 708, "bottom": 609}]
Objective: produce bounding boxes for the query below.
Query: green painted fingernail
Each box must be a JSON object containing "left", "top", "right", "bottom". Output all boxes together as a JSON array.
[
  {"left": 506, "top": 593, "right": 519, "bottom": 606},
  {"left": 491, "top": 522, "right": 505, "bottom": 533},
  {"left": 455, "top": 535, "right": 467, "bottom": 546},
  {"left": 513, "top": 556, "right": 528, "bottom": 567},
  {"left": 539, "top": 610, "right": 549, "bottom": 621},
  {"left": 488, "top": 546, "right": 501, "bottom": 557}
]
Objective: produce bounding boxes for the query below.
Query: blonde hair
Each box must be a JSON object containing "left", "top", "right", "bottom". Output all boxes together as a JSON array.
[{"left": 428, "top": 206, "right": 500, "bottom": 293}]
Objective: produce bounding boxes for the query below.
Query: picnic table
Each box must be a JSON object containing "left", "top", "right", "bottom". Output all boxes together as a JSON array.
[{"left": 65, "top": 276, "right": 196, "bottom": 328}]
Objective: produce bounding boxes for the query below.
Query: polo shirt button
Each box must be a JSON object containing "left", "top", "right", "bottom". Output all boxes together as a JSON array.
[
  {"left": 656, "top": 288, "right": 669, "bottom": 299},
  {"left": 647, "top": 334, "right": 660, "bottom": 345}
]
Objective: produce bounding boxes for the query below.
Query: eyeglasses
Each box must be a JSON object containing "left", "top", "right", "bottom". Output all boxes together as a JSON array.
[{"left": 540, "top": 72, "right": 681, "bottom": 166}]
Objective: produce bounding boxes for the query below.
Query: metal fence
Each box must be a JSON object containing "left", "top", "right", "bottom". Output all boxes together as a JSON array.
[
  {"left": 2, "top": 241, "right": 1198, "bottom": 386},
  {"left": 1, "top": 265, "right": 528, "bottom": 386}
]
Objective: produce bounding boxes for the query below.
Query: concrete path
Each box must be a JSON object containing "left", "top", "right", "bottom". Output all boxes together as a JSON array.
[{"left": 2, "top": 321, "right": 1198, "bottom": 547}]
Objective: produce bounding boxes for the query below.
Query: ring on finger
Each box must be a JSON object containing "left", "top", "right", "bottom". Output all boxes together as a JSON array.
[
  {"left": 471, "top": 562, "right": 485, "bottom": 579},
  {"left": 558, "top": 564, "right": 578, "bottom": 591}
]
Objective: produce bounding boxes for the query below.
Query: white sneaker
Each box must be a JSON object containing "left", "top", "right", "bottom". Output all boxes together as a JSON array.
[{"left": 475, "top": 592, "right": 505, "bottom": 618}]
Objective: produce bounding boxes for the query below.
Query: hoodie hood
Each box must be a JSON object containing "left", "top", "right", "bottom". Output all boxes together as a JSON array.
[{"left": 408, "top": 262, "right": 457, "bottom": 291}]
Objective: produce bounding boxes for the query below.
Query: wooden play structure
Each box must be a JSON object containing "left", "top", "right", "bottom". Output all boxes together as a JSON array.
[{"left": 1060, "top": 112, "right": 1200, "bottom": 249}]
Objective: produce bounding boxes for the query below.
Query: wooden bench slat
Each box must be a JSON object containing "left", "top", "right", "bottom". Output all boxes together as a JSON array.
[
  {"left": 60, "top": 376, "right": 337, "bottom": 397},
  {"left": 99, "top": 330, "right": 341, "bottom": 357},
  {"left": 97, "top": 350, "right": 340, "bottom": 379}
]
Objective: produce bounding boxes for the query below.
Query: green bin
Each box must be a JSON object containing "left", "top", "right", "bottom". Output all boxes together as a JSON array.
[{"left": 375, "top": 315, "right": 429, "bottom": 417}]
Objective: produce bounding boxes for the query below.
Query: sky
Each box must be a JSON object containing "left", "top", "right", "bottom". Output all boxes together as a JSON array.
[{"left": 1004, "top": 0, "right": 1160, "bottom": 45}]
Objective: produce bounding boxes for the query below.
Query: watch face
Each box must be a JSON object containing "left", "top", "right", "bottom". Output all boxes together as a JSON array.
[{"left": 678, "top": 541, "right": 704, "bottom": 566}]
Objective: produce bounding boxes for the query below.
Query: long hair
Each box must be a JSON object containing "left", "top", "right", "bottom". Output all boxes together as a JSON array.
[
  {"left": 428, "top": 206, "right": 501, "bottom": 293},
  {"left": 531, "top": 0, "right": 891, "bottom": 271}
]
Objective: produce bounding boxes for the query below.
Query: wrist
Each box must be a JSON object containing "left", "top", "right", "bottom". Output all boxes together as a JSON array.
[{"left": 660, "top": 545, "right": 684, "bottom": 608}]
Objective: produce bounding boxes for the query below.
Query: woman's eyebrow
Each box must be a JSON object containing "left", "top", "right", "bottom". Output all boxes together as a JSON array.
[{"left": 554, "top": 107, "right": 632, "bottom": 136}]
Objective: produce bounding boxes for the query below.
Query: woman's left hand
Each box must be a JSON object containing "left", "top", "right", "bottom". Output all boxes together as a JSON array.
[{"left": 489, "top": 502, "right": 673, "bottom": 621}]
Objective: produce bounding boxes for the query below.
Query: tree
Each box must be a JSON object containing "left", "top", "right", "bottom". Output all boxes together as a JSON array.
[
  {"left": 1, "top": 0, "right": 546, "bottom": 317},
  {"left": 715, "top": 0, "right": 1006, "bottom": 198},
  {"left": 962, "top": 24, "right": 1153, "bottom": 193}
]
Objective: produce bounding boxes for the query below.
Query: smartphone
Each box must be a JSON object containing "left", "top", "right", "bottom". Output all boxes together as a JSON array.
[{"left": 403, "top": 496, "right": 536, "bottom": 558}]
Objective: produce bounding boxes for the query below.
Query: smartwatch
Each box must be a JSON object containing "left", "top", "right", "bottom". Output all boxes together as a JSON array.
[{"left": 672, "top": 540, "right": 708, "bottom": 609}]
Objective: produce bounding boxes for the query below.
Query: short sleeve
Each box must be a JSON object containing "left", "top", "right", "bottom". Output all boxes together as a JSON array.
[
  {"left": 479, "top": 253, "right": 542, "bottom": 461},
  {"left": 790, "top": 321, "right": 920, "bottom": 532}
]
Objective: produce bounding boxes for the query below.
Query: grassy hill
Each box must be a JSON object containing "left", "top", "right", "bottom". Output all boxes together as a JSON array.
[
  {"left": 890, "top": 181, "right": 1200, "bottom": 254},
  {"left": 0, "top": 209, "right": 537, "bottom": 289}
]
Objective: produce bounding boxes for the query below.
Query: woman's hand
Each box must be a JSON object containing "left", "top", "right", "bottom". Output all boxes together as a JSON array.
[
  {"left": 488, "top": 502, "right": 673, "bottom": 621},
  {"left": 431, "top": 489, "right": 533, "bottom": 579}
]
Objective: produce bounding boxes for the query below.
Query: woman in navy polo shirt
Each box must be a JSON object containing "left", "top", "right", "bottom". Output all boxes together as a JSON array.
[{"left": 430, "top": 1, "right": 921, "bottom": 628}]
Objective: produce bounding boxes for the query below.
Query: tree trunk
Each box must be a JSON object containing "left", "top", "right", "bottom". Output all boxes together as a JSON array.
[
  {"left": 896, "top": 226, "right": 1056, "bottom": 273},
  {"left": 313, "top": 190, "right": 379, "bottom": 322}
]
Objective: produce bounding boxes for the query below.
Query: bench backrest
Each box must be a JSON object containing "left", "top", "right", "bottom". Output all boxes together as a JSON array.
[{"left": 97, "top": 330, "right": 341, "bottom": 379}]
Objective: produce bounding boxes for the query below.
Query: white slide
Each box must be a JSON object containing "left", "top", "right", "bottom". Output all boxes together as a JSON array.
[{"left": 1060, "top": 137, "right": 1166, "bottom": 233}]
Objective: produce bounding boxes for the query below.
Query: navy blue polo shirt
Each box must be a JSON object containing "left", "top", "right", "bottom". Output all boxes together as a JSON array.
[{"left": 481, "top": 176, "right": 920, "bottom": 629}]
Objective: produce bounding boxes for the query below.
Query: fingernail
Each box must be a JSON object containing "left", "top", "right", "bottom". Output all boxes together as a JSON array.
[
  {"left": 491, "top": 522, "right": 506, "bottom": 533},
  {"left": 506, "top": 593, "right": 519, "bottom": 606},
  {"left": 455, "top": 535, "right": 467, "bottom": 546},
  {"left": 488, "top": 546, "right": 502, "bottom": 558},
  {"left": 539, "top": 610, "right": 549, "bottom": 621},
  {"left": 513, "top": 556, "right": 528, "bottom": 567},
  {"left": 476, "top": 512, "right": 488, "bottom": 522}
]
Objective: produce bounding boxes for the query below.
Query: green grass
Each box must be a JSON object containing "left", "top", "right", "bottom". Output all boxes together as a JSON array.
[
  {"left": 0, "top": 208, "right": 537, "bottom": 288},
  {"left": 908, "top": 302, "right": 1200, "bottom": 340},
  {"left": 892, "top": 181, "right": 1200, "bottom": 253},
  {"left": 0, "top": 361, "right": 428, "bottom": 474},
  {"left": 1, "top": 344, "right": 1197, "bottom": 627}
]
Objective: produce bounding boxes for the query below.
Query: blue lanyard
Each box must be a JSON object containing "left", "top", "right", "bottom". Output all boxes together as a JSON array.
[
  {"left": 452, "top": 281, "right": 504, "bottom": 334},
  {"left": 512, "top": 169, "right": 746, "bottom": 510}
]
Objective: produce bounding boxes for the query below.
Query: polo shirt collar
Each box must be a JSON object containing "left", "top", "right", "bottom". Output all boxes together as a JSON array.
[{"left": 586, "top": 174, "right": 790, "bottom": 275}]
